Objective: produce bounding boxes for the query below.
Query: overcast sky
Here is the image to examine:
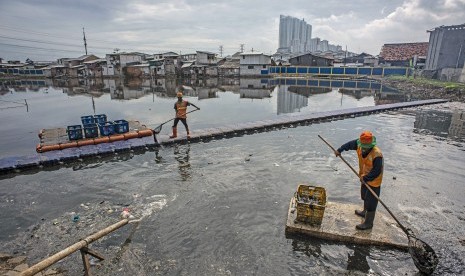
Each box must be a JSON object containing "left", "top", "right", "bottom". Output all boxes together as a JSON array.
[{"left": 1, "top": 0, "right": 464, "bottom": 61}]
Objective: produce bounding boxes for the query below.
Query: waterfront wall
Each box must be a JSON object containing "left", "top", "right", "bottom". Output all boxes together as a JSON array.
[{"left": 269, "top": 66, "right": 411, "bottom": 77}]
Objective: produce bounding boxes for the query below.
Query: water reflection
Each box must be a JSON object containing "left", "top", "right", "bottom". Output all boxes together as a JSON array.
[
  {"left": 1, "top": 77, "right": 407, "bottom": 105},
  {"left": 1, "top": 77, "right": 413, "bottom": 157},
  {"left": 290, "top": 236, "right": 323, "bottom": 258},
  {"left": 346, "top": 245, "right": 371, "bottom": 273},
  {"left": 291, "top": 235, "right": 372, "bottom": 274},
  {"left": 414, "top": 109, "right": 465, "bottom": 141},
  {"left": 174, "top": 144, "right": 191, "bottom": 181}
]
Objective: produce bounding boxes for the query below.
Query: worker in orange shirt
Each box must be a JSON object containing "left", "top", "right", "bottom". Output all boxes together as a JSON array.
[
  {"left": 335, "top": 131, "right": 383, "bottom": 230},
  {"left": 170, "top": 92, "right": 199, "bottom": 139}
]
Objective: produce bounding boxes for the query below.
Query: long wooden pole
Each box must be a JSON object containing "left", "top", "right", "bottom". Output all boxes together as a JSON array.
[{"left": 21, "top": 219, "right": 129, "bottom": 276}]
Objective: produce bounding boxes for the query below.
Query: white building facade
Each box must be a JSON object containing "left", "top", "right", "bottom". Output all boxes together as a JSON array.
[{"left": 239, "top": 52, "right": 271, "bottom": 76}]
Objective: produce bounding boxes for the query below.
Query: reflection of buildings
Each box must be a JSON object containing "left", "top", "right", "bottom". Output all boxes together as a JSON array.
[
  {"left": 197, "top": 87, "right": 218, "bottom": 99},
  {"left": 374, "top": 89, "right": 408, "bottom": 105},
  {"left": 54, "top": 78, "right": 105, "bottom": 97},
  {"left": 414, "top": 110, "right": 465, "bottom": 140},
  {"left": 218, "top": 78, "right": 240, "bottom": 93},
  {"left": 288, "top": 86, "right": 331, "bottom": 96},
  {"left": 277, "top": 85, "right": 308, "bottom": 114},
  {"left": 238, "top": 78, "right": 272, "bottom": 99},
  {"left": 0, "top": 79, "right": 52, "bottom": 92},
  {"left": 339, "top": 88, "right": 373, "bottom": 100},
  {"left": 449, "top": 111, "right": 465, "bottom": 140},
  {"left": 105, "top": 79, "right": 151, "bottom": 100}
]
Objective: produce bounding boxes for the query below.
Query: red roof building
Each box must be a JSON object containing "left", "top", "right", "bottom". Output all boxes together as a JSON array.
[{"left": 379, "top": 42, "right": 429, "bottom": 66}]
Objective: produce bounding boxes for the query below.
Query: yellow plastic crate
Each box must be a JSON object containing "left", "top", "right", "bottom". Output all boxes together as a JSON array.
[{"left": 294, "top": 184, "right": 327, "bottom": 225}]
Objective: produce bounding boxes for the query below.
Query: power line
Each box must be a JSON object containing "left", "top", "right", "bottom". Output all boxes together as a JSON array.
[
  {"left": 0, "top": 42, "right": 95, "bottom": 54},
  {"left": 0, "top": 35, "right": 83, "bottom": 48},
  {"left": 0, "top": 48, "right": 86, "bottom": 58},
  {"left": 0, "top": 25, "right": 232, "bottom": 52},
  {"left": 0, "top": 34, "right": 116, "bottom": 51},
  {"left": 0, "top": 25, "right": 123, "bottom": 45}
]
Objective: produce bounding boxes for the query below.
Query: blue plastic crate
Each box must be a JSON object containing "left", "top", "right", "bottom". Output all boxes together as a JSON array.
[
  {"left": 94, "top": 114, "right": 107, "bottom": 124},
  {"left": 113, "top": 120, "right": 129, "bottom": 134},
  {"left": 81, "top": 115, "right": 95, "bottom": 125},
  {"left": 99, "top": 122, "right": 115, "bottom": 136},
  {"left": 83, "top": 123, "right": 98, "bottom": 138},
  {"left": 67, "top": 125, "right": 83, "bottom": 141}
]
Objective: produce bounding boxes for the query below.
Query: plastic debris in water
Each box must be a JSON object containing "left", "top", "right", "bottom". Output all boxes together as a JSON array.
[{"left": 120, "top": 208, "right": 135, "bottom": 219}]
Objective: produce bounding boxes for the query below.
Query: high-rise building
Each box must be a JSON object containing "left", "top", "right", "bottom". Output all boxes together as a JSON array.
[{"left": 277, "top": 15, "right": 312, "bottom": 54}]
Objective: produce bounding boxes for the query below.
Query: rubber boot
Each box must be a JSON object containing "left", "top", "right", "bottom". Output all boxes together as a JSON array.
[
  {"left": 355, "top": 209, "right": 366, "bottom": 218},
  {"left": 356, "top": 211, "right": 375, "bottom": 230},
  {"left": 169, "top": 127, "right": 177, "bottom": 139}
]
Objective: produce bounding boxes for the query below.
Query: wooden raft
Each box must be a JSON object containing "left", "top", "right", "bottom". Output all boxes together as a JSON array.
[
  {"left": 38, "top": 120, "right": 150, "bottom": 146},
  {"left": 285, "top": 197, "right": 409, "bottom": 250}
]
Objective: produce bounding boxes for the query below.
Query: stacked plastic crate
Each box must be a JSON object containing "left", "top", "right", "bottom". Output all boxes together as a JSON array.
[{"left": 67, "top": 114, "right": 130, "bottom": 141}]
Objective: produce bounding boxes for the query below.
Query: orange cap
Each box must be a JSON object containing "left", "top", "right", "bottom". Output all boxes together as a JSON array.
[
  {"left": 360, "top": 131, "right": 373, "bottom": 144},
  {"left": 358, "top": 131, "right": 376, "bottom": 148}
]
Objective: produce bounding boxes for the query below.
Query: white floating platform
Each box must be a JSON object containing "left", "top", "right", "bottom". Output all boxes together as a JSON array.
[{"left": 285, "top": 198, "right": 409, "bottom": 250}]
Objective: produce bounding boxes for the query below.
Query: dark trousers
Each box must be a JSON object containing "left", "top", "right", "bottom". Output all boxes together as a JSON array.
[
  {"left": 361, "top": 184, "right": 381, "bottom": 212},
  {"left": 173, "top": 118, "right": 188, "bottom": 130}
]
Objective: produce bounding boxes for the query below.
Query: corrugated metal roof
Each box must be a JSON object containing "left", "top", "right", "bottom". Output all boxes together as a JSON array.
[
  {"left": 83, "top": 58, "right": 106, "bottom": 64},
  {"left": 197, "top": 50, "right": 216, "bottom": 55},
  {"left": 181, "top": 62, "right": 194, "bottom": 68}
]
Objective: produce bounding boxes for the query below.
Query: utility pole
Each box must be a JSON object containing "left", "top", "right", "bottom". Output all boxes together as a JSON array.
[
  {"left": 240, "top": 44, "right": 245, "bottom": 53},
  {"left": 219, "top": 45, "right": 223, "bottom": 57},
  {"left": 82, "top": 27, "right": 88, "bottom": 55}
]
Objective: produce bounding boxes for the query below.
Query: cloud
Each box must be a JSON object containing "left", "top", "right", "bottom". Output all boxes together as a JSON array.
[
  {"left": 314, "top": 0, "right": 465, "bottom": 54},
  {"left": 0, "top": 0, "right": 464, "bottom": 61}
]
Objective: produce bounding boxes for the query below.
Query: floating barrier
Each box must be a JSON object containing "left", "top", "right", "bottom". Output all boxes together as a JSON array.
[
  {"left": 36, "top": 130, "right": 153, "bottom": 153},
  {"left": 0, "top": 99, "right": 448, "bottom": 174}
]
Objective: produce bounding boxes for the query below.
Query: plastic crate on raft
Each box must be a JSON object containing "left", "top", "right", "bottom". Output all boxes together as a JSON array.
[
  {"left": 113, "top": 120, "right": 129, "bottom": 134},
  {"left": 294, "top": 184, "right": 327, "bottom": 225},
  {"left": 99, "top": 122, "right": 115, "bottom": 136},
  {"left": 67, "top": 125, "right": 83, "bottom": 141},
  {"left": 94, "top": 114, "right": 107, "bottom": 125},
  {"left": 83, "top": 123, "right": 98, "bottom": 138},
  {"left": 81, "top": 115, "right": 95, "bottom": 125}
]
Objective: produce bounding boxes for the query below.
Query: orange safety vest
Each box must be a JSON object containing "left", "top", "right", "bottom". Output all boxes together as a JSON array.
[
  {"left": 175, "top": 101, "right": 188, "bottom": 119},
  {"left": 357, "top": 146, "right": 383, "bottom": 187}
]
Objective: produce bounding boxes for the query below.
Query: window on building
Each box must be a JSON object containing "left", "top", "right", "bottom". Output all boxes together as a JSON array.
[
  {"left": 262, "top": 65, "right": 266, "bottom": 68},
  {"left": 243, "top": 56, "right": 245, "bottom": 59},
  {"left": 248, "top": 65, "right": 254, "bottom": 69}
]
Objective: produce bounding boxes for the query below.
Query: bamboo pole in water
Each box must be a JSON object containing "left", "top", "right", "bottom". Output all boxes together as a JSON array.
[{"left": 21, "top": 219, "right": 129, "bottom": 276}]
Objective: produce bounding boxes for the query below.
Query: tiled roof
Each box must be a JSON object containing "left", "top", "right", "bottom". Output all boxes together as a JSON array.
[{"left": 379, "top": 42, "right": 429, "bottom": 61}]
